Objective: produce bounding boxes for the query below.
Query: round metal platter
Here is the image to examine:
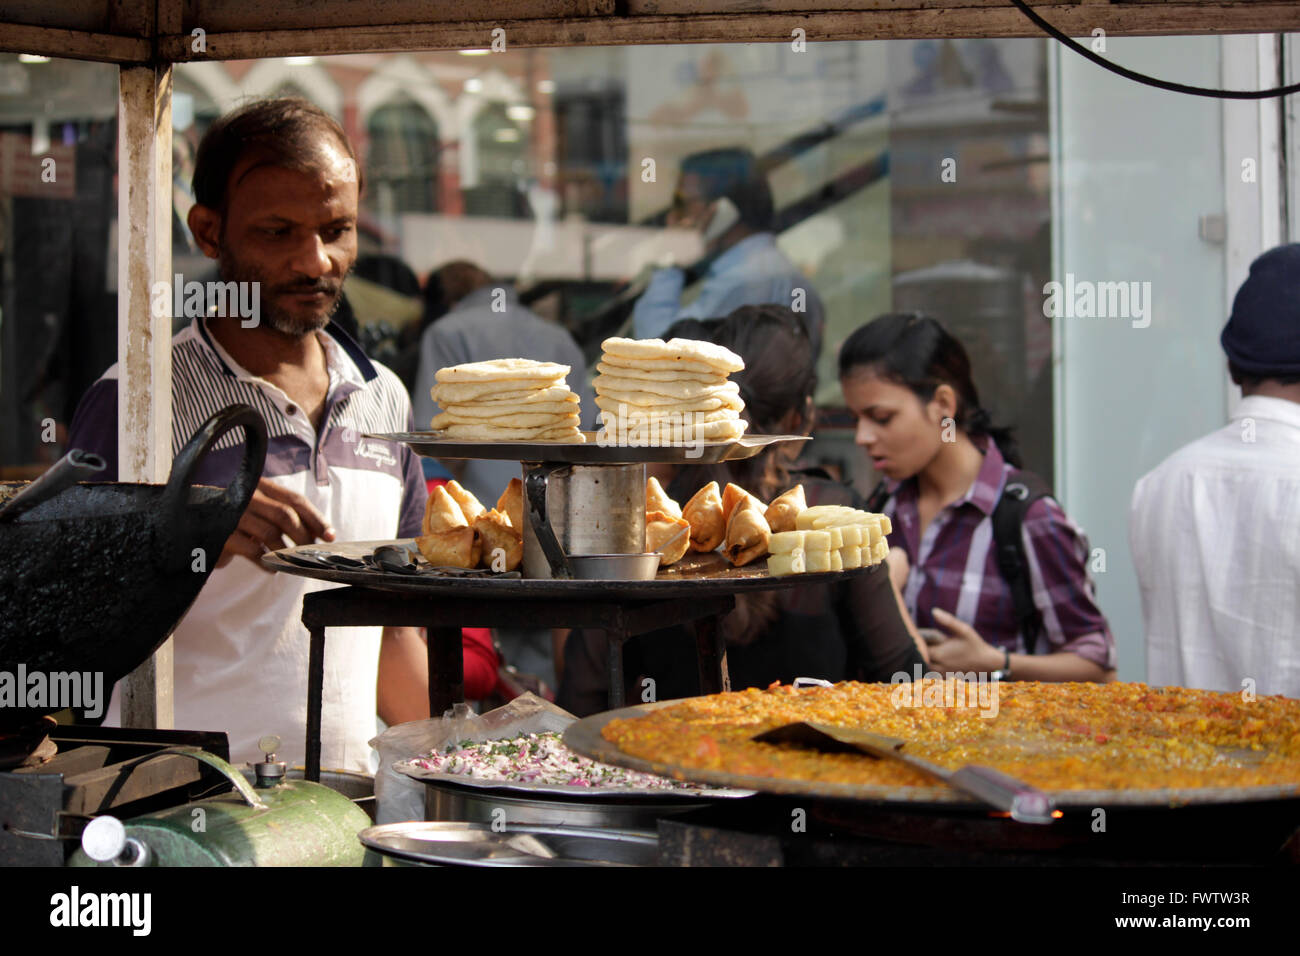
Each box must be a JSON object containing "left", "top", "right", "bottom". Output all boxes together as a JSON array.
[
  {"left": 394, "top": 758, "right": 753, "bottom": 799},
  {"left": 358, "top": 821, "right": 658, "bottom": 867},
  {"left": 561, "top": 700, "right": 1300, "bottom": 811},
  {"left": 262, "top": 542, "right": 875, "bottom": 599},
  {"left": 366, "top": 430, "right": 808, "bottom": 465}
]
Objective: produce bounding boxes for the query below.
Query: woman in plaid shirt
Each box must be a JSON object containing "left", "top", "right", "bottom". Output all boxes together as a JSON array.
[{"left": 839, "top": 313, "right": 1116, "bottom": 682}]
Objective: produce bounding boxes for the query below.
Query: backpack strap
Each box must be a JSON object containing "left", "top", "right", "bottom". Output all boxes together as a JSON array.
[
  {"left": 868, "top": 470, "right": 1055, "bottom": 656},
  {"left": 991, "top": 469, "right": 1053, "bottom": 656}
]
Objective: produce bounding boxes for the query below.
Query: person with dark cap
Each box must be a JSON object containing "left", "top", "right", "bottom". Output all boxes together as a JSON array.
[
  {"left": 631, "top": 147, "right": 825, "bottom": 358},
  {"left": 1130, "top": 243, "right": 1300, "bottom": 697}
]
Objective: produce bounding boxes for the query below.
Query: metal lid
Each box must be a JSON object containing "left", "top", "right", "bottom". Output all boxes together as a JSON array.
[{"left": 253, "top": 734, "right": 287, "bottom": 788}]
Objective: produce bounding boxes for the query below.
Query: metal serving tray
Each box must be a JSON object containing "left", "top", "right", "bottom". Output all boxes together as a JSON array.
[
  {"left": 418, "top": 777, "right": 736, "bottom": 831},
  {"left": 367, "top": 430, "right": 808, "bottom": 465},
  {"left": 396, "top": 759, "right": 751, "bottom": 801},
  {"left": 263, "top": 543, "right": 874, "bottom": 598},
  {"left": 562, "top": 700, "right": 1300, "bottom": 811}
]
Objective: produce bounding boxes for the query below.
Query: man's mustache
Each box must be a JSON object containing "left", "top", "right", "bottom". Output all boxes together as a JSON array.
[{"left": 272, "top": 280, "right": 341, "bottom": 296}]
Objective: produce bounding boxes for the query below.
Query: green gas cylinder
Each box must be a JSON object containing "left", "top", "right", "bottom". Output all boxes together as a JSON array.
[{"left": 69, "top": 737, "right": 370, "bottom": 867}]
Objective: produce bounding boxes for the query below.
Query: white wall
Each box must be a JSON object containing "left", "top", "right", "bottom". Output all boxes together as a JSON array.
[{"left": 1052, "top": 36, "right": 1238, "bottom": 680}]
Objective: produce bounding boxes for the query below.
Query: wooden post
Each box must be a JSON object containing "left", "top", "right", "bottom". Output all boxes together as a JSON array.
[{"left": 117, "top": 63, "right": 175, "bottom": 729}]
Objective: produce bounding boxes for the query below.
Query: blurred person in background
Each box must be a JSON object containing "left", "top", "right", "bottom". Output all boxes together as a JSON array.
[
  {"left": 631, "top": 147, "right": 825, "bottom": 358},
  {"left": 411, "top": 260, "right": 595, "bottom": 503},
  {"left": 1131, "top": 244, "right": 1300, "bottom": 697},
  {"left": 840, "top": 312, "right": 1115, "bottom": 683},
  {"left": 558, "top": 305, "right": 924, "bottom": 716}
]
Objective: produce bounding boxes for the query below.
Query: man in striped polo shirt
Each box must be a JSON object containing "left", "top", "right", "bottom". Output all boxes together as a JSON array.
[{"left": 68, "top": 98, "right": 429, "bottom": 772}]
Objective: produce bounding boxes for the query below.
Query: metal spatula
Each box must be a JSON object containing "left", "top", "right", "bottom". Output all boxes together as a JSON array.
[{"left": 754, "top": 721, "right": 1056, "bottom": 824}]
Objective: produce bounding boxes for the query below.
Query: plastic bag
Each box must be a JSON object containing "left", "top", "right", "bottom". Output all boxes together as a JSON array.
[{"left": 369, "top": 693, "right": 576, "bottom": 824}]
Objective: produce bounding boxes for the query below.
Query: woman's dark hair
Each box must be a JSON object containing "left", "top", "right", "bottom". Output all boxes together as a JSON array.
[
  {"left": 665, "top": 303, "right": 816, "bottom": 501},
  {"left": 192, "top": 97, "right": 362, "bottom": 212},
  {"left": 837, "top": 312, "right": 1023, "bottom": 468}
]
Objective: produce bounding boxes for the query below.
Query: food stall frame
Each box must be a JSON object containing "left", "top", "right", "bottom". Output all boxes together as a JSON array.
[{"left": 1, "top": 0, "right": 1296, "bottom": 727}]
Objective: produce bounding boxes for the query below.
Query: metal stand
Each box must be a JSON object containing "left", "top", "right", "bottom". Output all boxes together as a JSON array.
[{"left": 299, "top": 586, "right": 734, "bottom": 782}]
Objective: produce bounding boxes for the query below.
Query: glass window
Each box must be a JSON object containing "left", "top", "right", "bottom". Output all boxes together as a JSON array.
[
  {"left": 366, "top": 96, "right": 441, "bottom": 217},
  {"left": 464, "top": 102, "right": 528, "bottom": 218},
  {"left": 0, "top": 54, "right": 118, "bottom": 478},
  {"left": 1, "top": 40, "right": 1270, "bottom": 681}
]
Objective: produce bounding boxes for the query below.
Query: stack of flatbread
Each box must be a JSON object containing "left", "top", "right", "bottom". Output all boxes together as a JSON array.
[
  {"left": 594, "top": 337, "right": 747, "bottom": 446},
  {"left": 430, "top": 359, "right": 585, "bottom": 443}
]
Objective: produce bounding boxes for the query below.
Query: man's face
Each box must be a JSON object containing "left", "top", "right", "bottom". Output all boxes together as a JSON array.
[{"left": 216, "top": 142, "right": 359, "bottom": 337}]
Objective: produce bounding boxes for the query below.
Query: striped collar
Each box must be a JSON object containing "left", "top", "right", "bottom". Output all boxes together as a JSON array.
[{"left": 193, "top": 315, "right": 378, "bottom": 383}]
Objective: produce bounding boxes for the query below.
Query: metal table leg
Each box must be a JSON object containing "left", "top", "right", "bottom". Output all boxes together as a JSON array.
[
  {"left": 428, "top": 625, "right": 465, "bottom": 718},
  {"left": 695, "top": 613, "right": 730, "bottom": 695},
  {"left": 606, "top": 632, "right": 628, "bottom": 710},
  {"left": 305, "top": 625, "right": 325, "bottom": 783}
]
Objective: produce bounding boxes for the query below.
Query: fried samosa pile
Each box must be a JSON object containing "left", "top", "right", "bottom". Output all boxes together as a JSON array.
[
  {"left": 416, "top": 478, "right": 525, "bottom": 571},
  {"left": 647, "top": 478, "right": 890, "bottom": 574}
]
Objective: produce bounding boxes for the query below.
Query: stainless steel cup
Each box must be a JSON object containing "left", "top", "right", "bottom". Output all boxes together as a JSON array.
[{"left": 522, "top": 462, "right": 647, "bottom": 579}]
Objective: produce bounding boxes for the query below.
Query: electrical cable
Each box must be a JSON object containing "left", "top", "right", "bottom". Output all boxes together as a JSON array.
[{"left": 1008, "top": 0, "right": 1300, "bottom": 99}]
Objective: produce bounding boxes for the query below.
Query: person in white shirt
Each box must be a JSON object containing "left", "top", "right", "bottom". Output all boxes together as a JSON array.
[
  {"left": 68, "top": 98, "right": 431, "bottom": 771},
  {"left": 1130, "top": 243, "right": 1300, "bottom": 697}
]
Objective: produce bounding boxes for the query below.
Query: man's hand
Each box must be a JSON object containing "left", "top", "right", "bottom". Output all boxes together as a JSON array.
[
  {"left": 928, "top": 608, "right": 1004, "bottom": 673},
  {"left": 217, "top": 476, "right": 336, "bottom": 568}
]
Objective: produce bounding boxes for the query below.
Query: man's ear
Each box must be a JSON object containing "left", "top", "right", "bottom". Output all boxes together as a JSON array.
[{"left": 187, "top": 203, "right": 222, "bottom": 259}]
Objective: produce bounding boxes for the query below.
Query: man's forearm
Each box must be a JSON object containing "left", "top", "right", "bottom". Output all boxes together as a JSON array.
[{"left": 378, "top": 625, "right": 430, "bottom": 725}]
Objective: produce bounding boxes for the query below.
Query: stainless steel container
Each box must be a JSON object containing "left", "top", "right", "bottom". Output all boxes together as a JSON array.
[
  {"left": 360, "top": 821, "right": 659, "bottom": 867},
  {"left": 522, "top": 462, "right": 646, "bottom": 579},
  {"left": 423, "top": 778, "right": 716, "bottom": 830},
  {"left": 566, "top": 553, "right": 660, "bottom": 580}
]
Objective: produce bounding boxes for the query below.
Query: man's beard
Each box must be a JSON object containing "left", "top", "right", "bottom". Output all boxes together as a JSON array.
[{"left": 217, "top": 242, "right": 347, "bottom": 338}]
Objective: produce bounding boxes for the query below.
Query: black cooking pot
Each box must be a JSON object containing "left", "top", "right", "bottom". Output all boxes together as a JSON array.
[{"left": 0, "top": 405, "right": 267, "bottom": 729}]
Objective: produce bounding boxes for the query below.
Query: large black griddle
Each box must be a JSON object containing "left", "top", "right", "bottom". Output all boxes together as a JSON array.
[
  {"left": 562, "top": 699, "right": 1300, "bottom": 812},
  {"left": 0, "top": 405, "right": 267, "bottom": 729}
]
